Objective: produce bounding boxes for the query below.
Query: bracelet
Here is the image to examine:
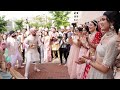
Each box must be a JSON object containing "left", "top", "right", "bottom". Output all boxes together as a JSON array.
[
  {"left": 91, "top": 56, "right": 96, "bottom": 61},
  {"left": 85, "top": 60, "right": 91, "bottom": 65}
]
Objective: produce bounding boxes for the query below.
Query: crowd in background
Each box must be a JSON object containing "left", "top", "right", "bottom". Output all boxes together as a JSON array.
[{"left": 0, "top": 11, "right": 120, "bottom": 79}]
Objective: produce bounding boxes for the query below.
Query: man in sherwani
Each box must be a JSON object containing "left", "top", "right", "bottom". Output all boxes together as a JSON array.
[{"left": 24, "top": 28, "right": 40, "bottom": 79}]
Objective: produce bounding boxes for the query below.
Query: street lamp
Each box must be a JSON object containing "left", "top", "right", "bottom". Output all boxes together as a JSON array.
[
  {"left": 26, "top": 18, "right": 29, "bottom": 30},
  {"left": 26, "top": 18, "right": 28, "bottom": 24}
]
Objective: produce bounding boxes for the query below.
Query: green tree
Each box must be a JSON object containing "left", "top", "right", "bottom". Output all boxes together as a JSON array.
[
  {"left": 29, "top": 15, "right": 52, "bottom": 29},
  {"left": 49, "top": 11, "right": 71, "bottom": 29},
  {"left": 29, "top": 15, "right": 43, "bottom": 29},
  {"left": 14, "top": 19, "right": 24, "bottom": 31},
  {"left": 0, "top": 16, "right": 7, "bottom": 33},
  {"left": 29, "top": 22, "right": 40, "bottom": 29},
  {"left": 44, "top": 22, "right": 52, "bottom": 29},
  {"left": 43, "top": 16, "right": 52, "bottom": 29}
]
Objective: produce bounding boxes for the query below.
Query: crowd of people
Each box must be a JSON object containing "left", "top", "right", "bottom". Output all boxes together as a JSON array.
[{"left": 0, "top": 11, "right": 120, "bottom": 79}]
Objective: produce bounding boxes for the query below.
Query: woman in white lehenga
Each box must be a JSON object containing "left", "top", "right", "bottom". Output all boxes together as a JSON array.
[{"left": 77, "top": 11, "right": 120, "bottom": 79}]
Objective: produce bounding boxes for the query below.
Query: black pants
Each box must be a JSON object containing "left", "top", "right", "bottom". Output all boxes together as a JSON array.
[
  {"left": 22, "top": 49, "right": 25, "bottom": 63},
  {"left": 59, "top": 48, "right": 67, "bottom": 64},
  {"left": 37, "top": 46, "right": 41, "bottom": 63},
  {"left": 52, "top": 51, "right": 58, "bottom": 58},
  {"left": 66, "top": 44, "right": 71, "bottom": 59}
]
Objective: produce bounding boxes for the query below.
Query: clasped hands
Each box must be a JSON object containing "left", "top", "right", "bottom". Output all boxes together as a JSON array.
[
  {"left": 75, "top": 56, "right": 92, "bottom": 64},
  {"left": 29, "top": 44, "right": 37, "bottom": 49}
]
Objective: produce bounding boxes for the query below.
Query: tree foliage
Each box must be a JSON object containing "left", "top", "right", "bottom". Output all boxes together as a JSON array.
[
  {"left": 49, "top": 11, "right": 71, "bottom": 29},
  {"left": 29, "top": 15, "right": 52, "bottom": 29},
  {"left": 0, "top": 16, "right": 7, "bottom": 33},
  {"left": 14, "top": 19, "right": 24, "bottom": 31},
  {"left": 29, "top": 15, "right": 43, "bottom": 29},
  {"left": 43, "top": 16, "right": 52, "bottom": 28}
]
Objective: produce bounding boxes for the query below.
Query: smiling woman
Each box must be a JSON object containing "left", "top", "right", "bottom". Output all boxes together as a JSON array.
[{"left": 86, "top": 11, "right": 120, "bottom": 79}]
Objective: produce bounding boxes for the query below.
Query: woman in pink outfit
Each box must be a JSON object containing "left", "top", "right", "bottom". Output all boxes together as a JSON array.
[
  {"left": 67, "top": 28, "right": 81, "bottom": 79},
  {"left": 76, "top": 20, "right": 102, "bottom": 79},
  {"left": 44, "top": 30, "right": 52, "bottom": 63},
  {"left": 75, "top": 26, "right": 90, "bottom": 79}
]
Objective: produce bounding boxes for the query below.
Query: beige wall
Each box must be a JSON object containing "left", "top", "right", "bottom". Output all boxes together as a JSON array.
[{"left": 78, "top": 11, "right": 105, "bottom": 24}]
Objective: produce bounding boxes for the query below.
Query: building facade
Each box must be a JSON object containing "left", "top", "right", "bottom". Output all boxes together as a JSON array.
[
  {"left": 68, "top": 11, "right": 105, "bottom": 26},
  {"left": 68, "top": 11, "right": 82, "bottom": 25},
  {"left": 78, "top": 11, "right": 105, "bottom": 24}
]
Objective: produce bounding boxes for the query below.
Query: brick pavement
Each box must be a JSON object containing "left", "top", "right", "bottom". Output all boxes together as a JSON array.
[{"left": 15, "top": 59, "right": 70, "bottom": 79}]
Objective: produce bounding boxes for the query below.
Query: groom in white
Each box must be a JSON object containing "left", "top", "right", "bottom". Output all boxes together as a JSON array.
[{"left": 24, "top": 28, "right": 40, "bottom": 79}]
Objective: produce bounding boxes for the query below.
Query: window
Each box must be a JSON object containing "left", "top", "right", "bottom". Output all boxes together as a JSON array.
[
  {"left": 74, "top": 19, "right": 78, "bottom": 21},
  {"left": 76, "top": 12, "right": 78, "bottom": 14},
  {"left": 74, "top": 15, "right": 78, "bottom": 18},
  {"left": 74, "top": 12, "right": 76, "bottom": 14}
]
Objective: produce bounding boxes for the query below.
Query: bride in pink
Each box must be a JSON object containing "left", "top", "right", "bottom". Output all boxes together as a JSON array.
[{"left": 67, "top": 28, "right": 81, "bottom": 79}]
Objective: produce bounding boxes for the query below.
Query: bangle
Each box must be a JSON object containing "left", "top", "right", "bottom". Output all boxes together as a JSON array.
[
  {"left": 85, "top": 60, "right": 91, "bottom": 65},
  {"left": 91, "top": 56, "right": 96, "bottom": 61}
]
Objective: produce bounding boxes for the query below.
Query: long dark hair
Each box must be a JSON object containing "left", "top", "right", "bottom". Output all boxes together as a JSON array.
[
  {"left": 77, "top": 27, "right": 83, "bottom": 32},
  {"left": 103, "top": 11, "right": 120, "bottom": 34},
  {"left": 91, "top": 20, "right": 99, "bottom": 31},
  {"left": 84, "top": 25, "right": 91, "bottom": 34}
]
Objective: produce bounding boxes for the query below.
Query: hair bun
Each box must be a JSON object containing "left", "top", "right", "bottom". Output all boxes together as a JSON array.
[
  {"left": 103, "top": 11, "right": 120, "bottom": 30},
  {"left": 9, "top": 30, "right": 15, "bottom": 35},
  {"left": 103, "top": 11, "right": 120, "bottom": 23}
]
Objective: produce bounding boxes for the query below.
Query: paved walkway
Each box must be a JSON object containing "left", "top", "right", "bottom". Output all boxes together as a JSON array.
[{"left": 15, "top": 58, "right": 70, "bottom": 79}]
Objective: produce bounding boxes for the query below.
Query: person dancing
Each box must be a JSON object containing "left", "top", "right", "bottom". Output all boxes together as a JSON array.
[{"left": 24, "top": 28, "right": 40, "bottom": 79}]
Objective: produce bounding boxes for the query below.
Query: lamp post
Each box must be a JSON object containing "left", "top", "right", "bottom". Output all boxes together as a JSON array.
[{"left": 26, "top": 18, "right": 29, "bottom": 30}]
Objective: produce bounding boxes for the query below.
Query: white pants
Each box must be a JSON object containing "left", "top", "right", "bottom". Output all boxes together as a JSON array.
[
  {"left": 24, "top": 52, "right": 40, "bottom": 77},
  {"left": 40, "top": 45, "right": 44, "bottom": 63},
  {"left": 10, "top": 51, "right": 23, "bottom": 68}
]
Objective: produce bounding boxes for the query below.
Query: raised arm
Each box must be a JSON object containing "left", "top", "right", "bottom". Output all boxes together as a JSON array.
[{"left": 23, "top": 37, "right": 29, "bottom": 49}]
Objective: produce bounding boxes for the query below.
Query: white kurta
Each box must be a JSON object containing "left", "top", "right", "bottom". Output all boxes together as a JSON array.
[{"left": 24, "top": 35, "right": 40, "bottom": 62}]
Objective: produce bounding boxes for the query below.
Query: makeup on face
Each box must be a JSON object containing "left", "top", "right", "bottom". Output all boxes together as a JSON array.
[{"left": 99, "top": 16, "right": 110, "bottom": 32}]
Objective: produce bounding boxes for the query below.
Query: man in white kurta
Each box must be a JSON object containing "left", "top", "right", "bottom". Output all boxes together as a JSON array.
[{"left": 24, "top": 28, "right": 40, "bottom": 79}]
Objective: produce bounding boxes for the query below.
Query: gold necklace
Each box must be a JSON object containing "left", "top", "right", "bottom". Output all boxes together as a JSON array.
[{"left": 100, "top": 30, "right": 116, "bottom": 45}]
